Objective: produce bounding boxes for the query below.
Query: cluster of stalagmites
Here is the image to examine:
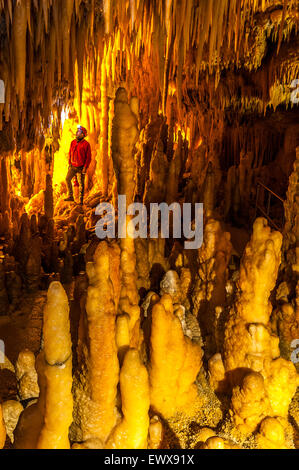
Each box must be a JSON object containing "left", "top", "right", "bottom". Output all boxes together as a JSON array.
[
  {"left": 0, "top": 209, "right": 297, "bottom": 449},
  {"left": 0, "top": 187, "right": 88, "bottom": 315}
]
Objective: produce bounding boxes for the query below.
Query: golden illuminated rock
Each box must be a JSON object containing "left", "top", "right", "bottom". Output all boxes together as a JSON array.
[
  {"left": 14, "top": 353, "right": 47, "bottom": 449},
  {"left": 179, "top": 268, "right": 192, "bottom": 308},
  {"left": 202, "top": 436, "right": 225, "bottom": 449},
  {"left": 149, "top": 295, "right": 203, "bottom": 419},
  {"left": 2, "top": 400, "right": 24, "bottom": 444},
  {"left": 14, "top": 283, "right": 73, "bottom": 450},
  {"left": 116, "top": 314, "right": 130, "bottom": 364},
  {"left": 191, "top": 219, "right": 232, "bottom": 319},
  {"left": 112, "top": 88, "right": 141, "bottom": 346},
  {"left": 15, "top": 350, "right": 39, "bottom": 401},
  {"left": 37, "top": 282, "right": 73, "bottom": 449},
  {"left": 224, "top": 218, "right": 283, "bottom": 384},
  {"left": 72, "top": 241, "right": 120, "bottom": 443},
  {"left": 283, "top": 147, "right": 299, "bottom": 273},
  {"left": 208, "top": 353, "right": 228, "bottom": 394},
  {"left": 256, "top": 418, "right": 289, "bottom": 449},
  {"left": 276, "top": 282, "right": 299, "bottom": 367},
  {"left": 197, "top": 427, "right": 217, "bottom": 444},
  {"left": 0, "top": 0, "right": 298, "bottom": 453},
  {"left": 148, "top": 416, "right": 163, "bottom": 450},
  {"left": 106, "top": 349, "right": 150, "bottom": 449},
  {"left": 230, "top": 372, "right": 272, "bottom": 436},
  {"left": 262, "top": 358, "right": 299, "bottom": 418},
  {"left": 0, "top": 404, "right": 6, "bottom": 449}
]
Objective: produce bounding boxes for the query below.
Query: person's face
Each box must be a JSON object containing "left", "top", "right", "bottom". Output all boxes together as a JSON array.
[{"left": 76, "top": 129, "right": 84, "bottom": 139}]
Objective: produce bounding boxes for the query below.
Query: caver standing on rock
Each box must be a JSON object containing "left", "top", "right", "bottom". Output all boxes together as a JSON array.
[{"left": 64, "top": 125, "right": 91, "bottom": 205}]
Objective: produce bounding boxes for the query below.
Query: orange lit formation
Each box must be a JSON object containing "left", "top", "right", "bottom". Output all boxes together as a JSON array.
[{"left": 0, "top": 0, "right": 298, "bottom": 450}]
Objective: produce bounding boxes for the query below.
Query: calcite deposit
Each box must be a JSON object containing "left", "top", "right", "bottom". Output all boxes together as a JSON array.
[
  {"left": 149, "top": 295, "right": 203, "bottom": 419},
  {"left": 0, "top": 0, "right": 298, "bottom": 452}
]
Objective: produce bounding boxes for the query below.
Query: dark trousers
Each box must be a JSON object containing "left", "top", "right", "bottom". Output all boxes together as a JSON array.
[{"left": 66, "top": 165, "right": 85, "bottom": 201}]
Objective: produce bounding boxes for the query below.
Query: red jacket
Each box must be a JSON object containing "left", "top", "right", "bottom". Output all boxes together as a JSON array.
[{"left": 69, "top": 139, "right": 92, "bottom": 170}]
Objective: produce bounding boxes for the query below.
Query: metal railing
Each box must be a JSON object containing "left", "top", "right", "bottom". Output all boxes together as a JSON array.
[{"left": 255, "top": 180, "right": 285, "bottom": 232}]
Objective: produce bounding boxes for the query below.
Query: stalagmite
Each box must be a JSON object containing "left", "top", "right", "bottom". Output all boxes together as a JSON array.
[
  {"left": 144, "top": 140, "right": 169, "bottom": 206},
  {"left": 14, "top": 353, "right": 47, "bottom": 449},
  {"left": 116, "top": 314, "right": 130, "bottom": 365},
  {"left": 256, "top": 418, "right": 289, "bottom": 449},
  {"left": 229, "top": 372, "right": 272, "bottom": 436},
  {"left": 106, "top": 349, "right": 150, "bottom": 449},
  {"left": 16, "top": 350, "right": 40, "bottom": 401},
  {"left": 223, "top": 218, "right": 283, "bottom": 385},
  {"left": 72, "top": 241, "right": 120, "bottom": 443},
  {"left": 111, "top": 88, "right": 140, "bottom": 346},
  {"left": 14, "top": 282, "right": 73, "bottom": 449},
  {"left": 262, "top": 358, "right": 299, "bottom": 418},
  {"left": 149, "top": 295, "right": 203, "bottom": 419},
  {"left": 37, "top": 282, "right": 73, "bottom": 449},
  {"left": 208, "top": 354, "right": 228, "bottom": 394},
  {"left": 160, "top": 270, "right": 182, "bottom": 304},
  {"left": 148, "top": 416, "right": 163, "bottom": 450},
  {"left": 135, "top": 238, "right": 151, "bottom": 293},
  {"left": 0, "top": 0, "right": 298, "bottom": 452},
  {"left": 44, "top": 174, "right": 54, "bottom": 220},
  {"left": 0, "top": 261, "right": 9, "bottom": 315},
  {"left": 0, "top": 404, "right": 6, "bottom": 448},
  {"left": 2, "top": 401, "right": 24, "bottom": 444},
  {"left": 192, "top": 220, "right": 232, "bottom": 317},
  {"left": 202, "top": 437, "right": 225, "bottom": 450},
  {"left": 191, "top": 219, "right": 232, "bottom": 355}
]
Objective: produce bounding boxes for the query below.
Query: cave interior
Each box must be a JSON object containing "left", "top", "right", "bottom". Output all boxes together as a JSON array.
[{"left": 0, "top": 0, "right": 298, "bottom": 451}]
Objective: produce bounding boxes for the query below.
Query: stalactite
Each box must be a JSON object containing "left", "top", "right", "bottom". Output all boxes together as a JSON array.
[{"left": 12, "top": 0, "right": 27, "bottom": 110}]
